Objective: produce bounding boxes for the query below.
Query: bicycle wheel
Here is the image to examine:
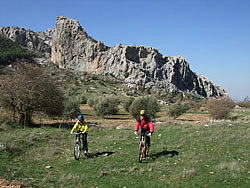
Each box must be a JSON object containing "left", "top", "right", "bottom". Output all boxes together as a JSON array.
[
  {"left": 144, "top": 141, "right": 149, "bottom": 157},
  {"left": 74, "top": 141, "right": 81, "bottom": 160},
  {"left": 138, "top": 142, "right": 144, "bottom": 163}
]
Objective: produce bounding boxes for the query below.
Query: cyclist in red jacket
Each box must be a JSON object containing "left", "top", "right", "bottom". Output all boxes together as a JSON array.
[{"left": 134, "top": 110, "right": 154, "bottom": 155}]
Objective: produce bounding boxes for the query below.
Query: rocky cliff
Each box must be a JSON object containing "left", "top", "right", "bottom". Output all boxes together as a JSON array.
[{"left": 0, "top": 16, "right": 227, "bottom": 98}]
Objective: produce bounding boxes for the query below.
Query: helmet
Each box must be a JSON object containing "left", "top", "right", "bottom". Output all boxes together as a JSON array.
[
  {"left": 78, "top": 115, "right": 84, "bottom": 121},
  {"left": 140, "top": 110, "right": 145, "bottom": 115}
]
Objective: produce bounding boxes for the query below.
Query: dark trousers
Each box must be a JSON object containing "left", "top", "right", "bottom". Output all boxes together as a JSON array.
[
  {"left": 76, "top": 133, "right": 88, "bottom": 152},
  {"left": 141, "top": 129, "right": 150, "bottom": 148},
  {"left": 82, "top": 133, "right": 88, "bottom": 152}
]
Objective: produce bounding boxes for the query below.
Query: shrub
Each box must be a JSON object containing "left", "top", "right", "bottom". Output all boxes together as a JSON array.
[
  {"left": 63, "top": 96, "right": 81, "bottom": 120},
  {"left": 167, "top": 102, "right": 189, "bottom": 119},
  {"left": 237, "top": 96, "right": 250, "bottom": 108},
  {"left": 184, "top": 100, "right": 202, "bottom": 112},
  {"left": 123, "top": 97, "right": 134, "bottom": 112},
  {"left": 129, "top": 96, "right": 160, "bottom": 119},
  {"left": 93, "top": 96, "right": 120, "bottom": 117},
  {"left": 78, "top": 94, "right": 87, "bottom": 104},
  {"left": 124, "top": 72, "right": 129, "bottom": 78},
  {"left": 237, "top": 102, "right": 250, "bottom": 108},
  {"left": 0, "top": 64, "right": 64, "bottom": 126},
  {"left": 87, "top": 98, "right": 96, "bottom": 108},
  {"left": 206, "top": 97, "right": 235, "bottom": 119}
]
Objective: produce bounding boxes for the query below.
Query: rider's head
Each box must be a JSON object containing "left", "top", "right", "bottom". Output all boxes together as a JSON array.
[
  {"left": 140, "top": 110, "right": 146, "bottom": 120},
  {"left": 140, "top": 110, "right": 145, "bottom": 116},
  {"left": 78, "top": 114, "right": 84, "bottom": 121}
]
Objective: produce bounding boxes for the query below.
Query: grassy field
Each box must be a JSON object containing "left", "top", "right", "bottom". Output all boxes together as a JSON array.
[{"left": 0, "top": 107, "right": 249, "bottom": 188}]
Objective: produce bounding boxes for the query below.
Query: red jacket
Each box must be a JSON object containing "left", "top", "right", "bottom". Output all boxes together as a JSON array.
[{"left": 134, "top": 115, "right": 154, "bottom": 133}]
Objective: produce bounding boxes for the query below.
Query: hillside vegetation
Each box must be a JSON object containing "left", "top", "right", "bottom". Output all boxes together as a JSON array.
[{"left": 0, "top": 35, "right": 37, "bottom": 65}]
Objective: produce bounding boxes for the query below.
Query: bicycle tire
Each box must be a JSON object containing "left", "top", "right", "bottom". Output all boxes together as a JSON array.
[
  {"left": 74, "top": 141, "right": 81, "bottom": 160},
  {"left": 138, "top": 142, "right": 144, "bottom": 163},
  {"left": 144, "top": 139, "right": 149, "bottom": 157}
]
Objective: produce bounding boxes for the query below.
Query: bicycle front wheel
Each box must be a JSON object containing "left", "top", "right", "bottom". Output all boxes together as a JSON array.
[
  {"left": 138, "top": 143, "right": 144, "bottom": 163},
  {"left": 74, "top": 141, "right": 81, "bottom": 160}
]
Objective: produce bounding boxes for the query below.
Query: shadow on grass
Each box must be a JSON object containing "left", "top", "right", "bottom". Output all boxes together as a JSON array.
[
  {"left": 87, "top": 151, "right": 115, "bottom": 158},
  {"left": 150, "top": 150, "right": 179, "bottom": 161}
]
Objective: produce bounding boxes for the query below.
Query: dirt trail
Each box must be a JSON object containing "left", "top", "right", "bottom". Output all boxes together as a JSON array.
[{"left": 0, "top": 178, "right": 25, "bottom": 188}]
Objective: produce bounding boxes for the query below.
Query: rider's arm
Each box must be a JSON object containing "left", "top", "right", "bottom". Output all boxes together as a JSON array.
[
  {"left": 148, "top": 121, "right": 154, "bottom": 134},
  {"left": 82, "top": 121, "right": 88, "bottom": 133},
  {"left": 134, "top": 120, "right": 140, "bottom": 131},
  {"left": 71, "top": 121, "right": 79, "bottom": 133}
]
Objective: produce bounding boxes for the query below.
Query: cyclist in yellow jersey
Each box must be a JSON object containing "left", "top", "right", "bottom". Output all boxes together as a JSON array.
[{"left": 71, "top": 115, "right": 88, "bottom": 155}]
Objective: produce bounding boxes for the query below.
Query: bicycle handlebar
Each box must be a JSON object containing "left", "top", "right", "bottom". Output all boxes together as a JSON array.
[{"left": 71, "top": 132, "right": 85, "bottom": 135}]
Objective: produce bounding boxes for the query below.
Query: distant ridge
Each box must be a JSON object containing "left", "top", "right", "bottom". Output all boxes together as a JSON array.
[{"left": 0, "top": 16, "right": 227, "bottom": 98}]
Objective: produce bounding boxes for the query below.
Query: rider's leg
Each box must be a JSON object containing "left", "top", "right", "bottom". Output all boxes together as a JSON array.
[
  {"left": 146, "top": 132, "right": 150, "bottom": 156},
  {"left": 82, "top": 133, "right": 88, "bottom": 154}
]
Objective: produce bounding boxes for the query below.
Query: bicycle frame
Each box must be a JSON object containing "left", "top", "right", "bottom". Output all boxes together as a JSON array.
[{"left": 138, "top": 132, "right": 149, "bottom": 163}]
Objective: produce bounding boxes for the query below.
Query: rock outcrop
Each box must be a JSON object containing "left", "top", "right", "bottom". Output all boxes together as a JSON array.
[
  {"left": 51, "top": 16, "right": 226, "bottom": 97},
  {"left": 0, "top": 26, "right": 54, "bottom": 58},
  {"left": 0, "top": 16, "right": 227, "bottom": 97}
]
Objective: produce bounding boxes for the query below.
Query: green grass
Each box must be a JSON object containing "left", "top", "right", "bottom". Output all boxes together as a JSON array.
[{"left": 0, "top": 120, "right": 249, "bottom": 187}]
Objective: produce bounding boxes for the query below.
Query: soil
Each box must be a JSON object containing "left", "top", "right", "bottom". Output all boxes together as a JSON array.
[{"left": 0, "top": 178, "right": 25, "bottom": 188}]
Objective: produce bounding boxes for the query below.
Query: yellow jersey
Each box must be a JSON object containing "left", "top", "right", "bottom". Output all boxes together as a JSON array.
[{"left": 71, "top": 120, "right": 88, "bottom": 133}]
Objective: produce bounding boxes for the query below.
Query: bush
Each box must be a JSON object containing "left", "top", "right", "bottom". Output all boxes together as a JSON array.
[
  {"left": 237, "top": 102, "right": 250, "bottom": 108},
  {"left": 184, "top": 100, "right": 202, "bottom": 112},
  {"left": 77, "top": 94, "right": 87, "bottom": 104},
  {"left": 167, "top": 102, "right": 189, "bottom": 119},
  {"left": 0, "top": 64, "right": 64, "bottom": 126},
  {"left": 93, "top": 96, "right": 120, "bottom": 117},
  {"left": 129, "top": 96, "right": 160, "bottom": 119},
  {"left": 206, "top": 97, "right": 235, "bottom": 119},
  {"left": 87, "top": 98, "right": 96, "bottom": 108},
  {"left": 63, "top": 96, "right": 81, "bottom": 120},
  {"left": 123, "top": 97, "right": 134, "bottom": 112}
]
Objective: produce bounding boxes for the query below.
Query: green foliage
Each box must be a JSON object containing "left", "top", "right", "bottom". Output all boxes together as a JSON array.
[
  {"left": 124, "top": 72, "right": 129, "bottom": 78},
  {"left": 93, "top": 96, "right": 120, "bottom": 116},
  {"left": 63, "top": 96, "right": 81, "bottom": 120},
  {"left": 77, "top": 94, "right": 87, "bottom": 104},
  {"left": 167, "top": 102, "right": 189, "bottom": 119},
  {"left": 129, "top": 96, "right": 160, "bottom": 119},
  {"left": 87, "top": 98, "right": 97, "bottom": 108},
  {"left": 0, "top": 35, "right": 35, "bottom": 64},
  {"left": 123, "top": 97, "right": 134, "bottom": 112},
  {"left": 206, "top": 97, "right": 236, "bottom": 119}
]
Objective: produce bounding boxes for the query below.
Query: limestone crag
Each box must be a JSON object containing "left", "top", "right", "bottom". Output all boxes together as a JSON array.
[
  {"left": 51, "top": 16, "right": 109, "bottom": 71},
  {"left": 0, "top": 16, "right": 227, "bottom": 97},
  {"left": 51, "top": 16, "right": 225, "bottom": 97},
  {"left": 0, "top": 26, "right": 54, "bottom": 57}
]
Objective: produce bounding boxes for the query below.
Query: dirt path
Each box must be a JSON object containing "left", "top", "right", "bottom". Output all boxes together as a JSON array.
[{"left": 0, "top": 178, "right": 25, "bottom": 188}]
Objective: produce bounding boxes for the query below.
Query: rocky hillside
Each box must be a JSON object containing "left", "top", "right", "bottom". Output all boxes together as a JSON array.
[{"left": 0, "top": 16, "right": 227, "bottom": 98}]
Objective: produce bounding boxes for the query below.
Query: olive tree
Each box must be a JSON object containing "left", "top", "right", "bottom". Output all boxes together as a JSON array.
[{"left": 0, "top": 64, "right": 64, "bottom": 126}]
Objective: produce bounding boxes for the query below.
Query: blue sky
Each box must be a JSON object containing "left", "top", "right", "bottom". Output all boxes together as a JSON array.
[{"left": 1, "top": 0, "right": 249, "bottom": 101}]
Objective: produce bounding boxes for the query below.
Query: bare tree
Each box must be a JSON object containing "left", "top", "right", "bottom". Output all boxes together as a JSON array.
[
  {"left": 0, "top": 64, "right": 64, "bottom": 126},
  {"left": 206, "top": 97, "right": 235, "bottom": 120}
]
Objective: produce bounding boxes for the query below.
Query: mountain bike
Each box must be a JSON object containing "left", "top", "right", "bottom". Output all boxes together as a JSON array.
[
  {"left": 138, "top": 132, "right": 149, "bottom": 163},
  {"left": 71, "top": 132, "right": 85, "bottom": 160}
]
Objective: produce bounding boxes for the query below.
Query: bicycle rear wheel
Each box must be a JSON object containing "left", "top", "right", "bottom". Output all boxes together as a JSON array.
[
  {"left": 138, "top": 142, "right": 144, "bottom": 163},
  {"left": 74, "top": 141, "right": 81, "bottom": 160}
]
